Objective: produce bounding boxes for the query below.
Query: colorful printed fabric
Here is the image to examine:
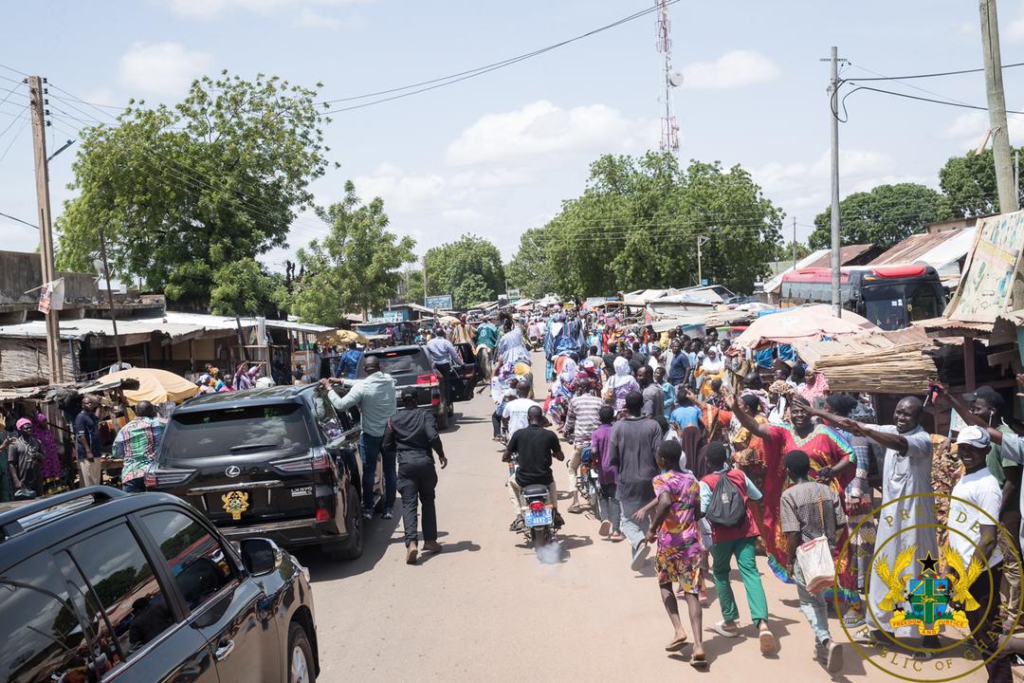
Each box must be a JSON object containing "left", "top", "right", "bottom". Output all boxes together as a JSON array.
[
  {"left": 652, "top": 470, "right": 701, "bottom": 562},
  {"left": 115, "top": 416, "right": 167, "bottom": 483},
  {"left": 655, "top": 544, "right": 701, "bottom": 589},
  {"left": 761, "top": 422, "right": 860, "bottom": 608}
]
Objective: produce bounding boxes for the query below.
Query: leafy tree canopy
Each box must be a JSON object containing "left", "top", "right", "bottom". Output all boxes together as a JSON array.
[
  {"left": 423, "top": 235, "right": 505, "bottom": 308},
  {"left": 938, "top": 146, "right": 1024, "bottom": 218},
  {"left": 506, "top": 227, "right": 557, "bottom": 299},
  {"left": 809, "top": 183, "right": 949, "bottom": 251},
  {"left": 209, "top": 258, "right": 287, "bottom": 317},
  {"left": 512, "top": 152, "right": 783, "bottom": 298},
  {"left": 55, "top": 71, "right": 331, "bottom": 308},
  {"left": 290, "top": 181, "right": 416, "bottom": 326}
]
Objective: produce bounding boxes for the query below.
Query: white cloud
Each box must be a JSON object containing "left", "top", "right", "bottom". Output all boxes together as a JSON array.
[
  {"left": 956, "top": 20, "right": 976, "bottom": 37},
  {"left": 118, "top": 42, "right": 213, "bottom": 97},
  {"left": 294, "top": 7, "right": 343, "bottom": 28},
  {"left": 81, "top": 87, "right": 119, "bottom": 108},
  {"left": 940, "top": 110, "right": 1024, "bottom": 148},
  {"left": 445, "top": 100, "right": 654, "bottom": 167},
  {"left": 680, "top": 50, "right": 781, "bottom": 90},
  {"left": 162, "top": 0, "right": 373, "bottom": 19},
  {"left": 441, "top": 208, "right": 483, "bottom": 225},
  {"left": 1006, "top": 4, "right": 1024, "bottom": 43}
]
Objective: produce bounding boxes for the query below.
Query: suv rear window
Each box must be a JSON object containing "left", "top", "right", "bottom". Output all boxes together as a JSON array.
[
  {"left": 362, "top": 349, "right": 430, "bottom": 377},
  {"left": 164, "top": 404, "right": 311, "bottom": 460}
]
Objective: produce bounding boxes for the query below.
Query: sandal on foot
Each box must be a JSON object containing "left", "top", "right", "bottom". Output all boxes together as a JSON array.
[
  {"left": 759, "top": 629, "right": 776, "bottom": 654},
  {"left": 691, "top": 652, "right": 709, "bottom": 669},
  {"left": 665, "top": 633, "right": 689, "bottom": 652},
  {"left": 714, "top": 621, "right": 739, "bottom": 638}
]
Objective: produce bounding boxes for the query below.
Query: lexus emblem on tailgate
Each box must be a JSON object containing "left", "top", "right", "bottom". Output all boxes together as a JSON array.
[{"left": 225, "top": 465, "right": 241, "bottom": 478}]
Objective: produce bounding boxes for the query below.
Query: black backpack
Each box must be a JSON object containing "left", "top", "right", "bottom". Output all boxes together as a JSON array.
[{"left": 705, "top": 471, "right": 746, "bottom": 527}]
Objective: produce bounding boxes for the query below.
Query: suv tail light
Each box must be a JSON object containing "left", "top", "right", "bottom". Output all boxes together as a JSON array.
[
  {"left": 416, "top": 373, "right": 438, "bottom": 386},
  {"left": 145, "top": 465, "right": 194, "bottom": 488},
  {"left": 273, "top": 447, "right": 332, "bottom": 473},
  {"left": 529, "top": 501, "right": 545, "bottom": 513},
  {"left": 315, "top": 508, "right": 331, "bottom": 522}
]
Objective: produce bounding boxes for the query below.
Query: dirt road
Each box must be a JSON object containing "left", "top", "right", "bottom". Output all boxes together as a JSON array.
[{"left": 299, "top": 354, "right": 990, "bottom": 682}]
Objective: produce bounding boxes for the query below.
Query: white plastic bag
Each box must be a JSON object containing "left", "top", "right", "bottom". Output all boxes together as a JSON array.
[
  {"left": 796, "top": 536, "right": 835, "bottom": 593},
  {"left": 795, "top": 494, "right": 835, "bottom": 593}
]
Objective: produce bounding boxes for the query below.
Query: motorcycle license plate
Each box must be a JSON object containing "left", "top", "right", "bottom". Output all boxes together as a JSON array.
[{"left": 525, "top": 508, "right": 553, "bottom": 528}]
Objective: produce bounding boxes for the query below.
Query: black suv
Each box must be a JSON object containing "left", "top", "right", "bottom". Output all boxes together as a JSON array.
[
  {"left": 360, "top": 344, "right": 479, "bottom": 429},
  {"left": 147, "top": 384, "right": 364, "bottom": 561},
  {"left": 0, "top": 486, "right": 318, "bottom": 682}
]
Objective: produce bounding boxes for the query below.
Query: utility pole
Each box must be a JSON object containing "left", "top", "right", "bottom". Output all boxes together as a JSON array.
[
  {"left": 823, "top": 47, "right": 845, "bottom": 317},
  {"left": 696, "top": 235, "right": 710, "bottom": 286},
  {"left": 97, "top": 227, "right": 123, "bottom": 366},
  {"left": 422, "top": 255, "right": 428, "bottom": 302},
  {"left": 792, "top": 216, "right": 798, "bottom": 270},
  {"left": 28, "top": 75, "right": 63, "bottom": 383},
  {"left": 980, "top": 0, "right": 1018, "bottom": 213}
]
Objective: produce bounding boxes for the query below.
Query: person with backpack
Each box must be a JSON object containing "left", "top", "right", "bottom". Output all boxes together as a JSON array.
[{"left": 698, "top": 441, "right": 775, "bottom": 654}]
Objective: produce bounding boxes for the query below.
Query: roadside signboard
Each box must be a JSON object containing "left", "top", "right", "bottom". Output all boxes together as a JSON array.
[
  {"left": 367, "top": 309, "right": 406, "bottom": 324},
  {"left": 507, "top": 288, "right": 520, "bottom": 304},
  {"left": 424, "top": 294, "right": 453, "bottom": 310},
  {"left": 948, "top": 209, "right": 1024, "bottom": 322}
]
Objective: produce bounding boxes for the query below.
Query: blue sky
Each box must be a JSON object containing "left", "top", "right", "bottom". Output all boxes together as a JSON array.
[{"left": 2, "top": 0, "right": 1024, "bottom": 274}]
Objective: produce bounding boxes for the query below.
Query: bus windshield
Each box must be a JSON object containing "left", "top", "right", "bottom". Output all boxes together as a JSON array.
[{"left": 862, "top": 283, "right": 943, "bottom": 330}]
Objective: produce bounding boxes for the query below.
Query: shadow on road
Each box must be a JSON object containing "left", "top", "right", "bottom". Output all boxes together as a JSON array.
[
  {"left": 417, "top": 539, "right": 482, "bottom": 563},
  {"left": 297, "top": 514, "right": 400, "bottom": 583}
]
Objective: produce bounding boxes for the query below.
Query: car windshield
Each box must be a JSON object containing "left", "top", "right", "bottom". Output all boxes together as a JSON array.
[
  {"left": 163, "top": 404, "right": 310, "bottom": 460},
  {"left": 361, "top": 349, "right": 430, "bottom": 378}
]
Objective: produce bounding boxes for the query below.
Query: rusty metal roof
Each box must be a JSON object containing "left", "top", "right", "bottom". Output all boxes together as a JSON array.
[
  {"left": 803, "top": 244, "right": 878, "bottom": 269},
  {"left": 871, "top": 230, "right": 973, "bottom": 266}
]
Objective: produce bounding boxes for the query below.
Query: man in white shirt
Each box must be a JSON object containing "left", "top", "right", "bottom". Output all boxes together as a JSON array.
[
  {"left": 948, "top": 426, "right": 1010, "bottom": 683},
  {"left": 504, "top": 381, "right": 540, "bottom": 438}
]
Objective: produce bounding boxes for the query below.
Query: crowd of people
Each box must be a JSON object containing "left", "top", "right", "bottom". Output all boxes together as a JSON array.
[{"left": 490, "top": 304, "right": 1023, "bottom": 678}]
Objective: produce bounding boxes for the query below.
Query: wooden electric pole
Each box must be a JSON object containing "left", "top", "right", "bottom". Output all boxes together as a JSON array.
[
  {"left": 28, "top": 75, "right": 63, "bottom": 383},
  {"left": 980, "top": 0, "right": 1019, "bottom": 213},
  {"left": 827, "top": 47, "right": 842, "bottom": 317}
]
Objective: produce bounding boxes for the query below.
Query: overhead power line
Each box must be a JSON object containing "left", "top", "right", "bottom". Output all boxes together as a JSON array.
[
  {"left": 843, "top": 83, "right": 1024, "bottom": 116},
  {"left": 319, "top": 0, "right": 681, "bottom": 114},
  {"left": 0, "top": 209, "right": 38, "bottom": 229},
  {"left": 847, "top": 60, "right": 1024, "bottom": 82}
]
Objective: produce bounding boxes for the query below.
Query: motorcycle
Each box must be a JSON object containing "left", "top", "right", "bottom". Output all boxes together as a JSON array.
[
  {"left": 528, "top": 335, "right": 542, "bottom": 352},
  {"left": 575, "top": 447, "right": 600, "bottom": 510},
  {"left": 519, "top": 484, "right": 557, "bottom": 548},
  {"left": 507, "top": 455, "right": 558, "bottom": 548}
]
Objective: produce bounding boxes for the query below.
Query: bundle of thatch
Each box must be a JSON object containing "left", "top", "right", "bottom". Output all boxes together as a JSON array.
[{"left": 795, "top": 327, "right": 937, "bottom": 395}]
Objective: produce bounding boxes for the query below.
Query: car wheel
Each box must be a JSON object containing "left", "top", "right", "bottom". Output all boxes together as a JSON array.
[
  {"left": 288, "top": 622, "right": 315, "bottom": 683},
  {"left": 325, "top": 483, "right": 364, "bottom": 561},
  {"left": 436, "top": 407, "right": 449, "bottom": 430}
]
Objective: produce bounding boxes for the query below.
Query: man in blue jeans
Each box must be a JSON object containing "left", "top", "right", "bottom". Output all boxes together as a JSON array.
[{"left": 321, "top": 355, "right": 397, "bottom": 520}]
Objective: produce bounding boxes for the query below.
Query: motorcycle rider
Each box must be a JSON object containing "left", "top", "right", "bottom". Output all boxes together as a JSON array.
[
  {"left": 503, "top": 405, "right": 565, "bottom": 530},
  {"left": 475, "top": 314, "right": 500, "bottom": 379}
]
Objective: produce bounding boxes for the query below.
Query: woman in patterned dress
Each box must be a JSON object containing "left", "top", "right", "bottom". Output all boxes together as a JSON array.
[
  {"left": 728, "top": 392, "right": 862, "bottom": 614},
  {"left": 646, "top": 439, "right": 707, "bottom": 668}
]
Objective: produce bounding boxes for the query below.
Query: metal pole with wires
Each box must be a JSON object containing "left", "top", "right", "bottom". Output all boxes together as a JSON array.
[{"left": 823, "top": 47, "right": 846, "bottom": 317}]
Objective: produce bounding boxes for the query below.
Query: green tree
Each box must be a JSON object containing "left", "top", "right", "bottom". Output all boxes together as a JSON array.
[
  {"left": 424, "top": 235, "right": 505, "bottom": 308},
  {"left": 775, "top": 240, "right": 811, "bottom": 262},
  {"left": 938, "top": 147, "right": 1024, "bottom": 217},
  {"left": 399, "top": 268, "right": 425, "bottom": 305},
  {"left": 506, "top": 227, "right": 556, "bottom": 299},
  {"left": 525, "top": 152, "right": 782, "bottom": 297},
  {"left": 290, "top": 181, "right": 416, "bottom": 325},
  {"left": 209, "top": 258, "right": 286, "bottom": 317},
  {"left": 809, "top": 183, "right": 949, "bottom": 250},
  {"left": 55, "top": 72, "right": 330, "bottom": 307}
]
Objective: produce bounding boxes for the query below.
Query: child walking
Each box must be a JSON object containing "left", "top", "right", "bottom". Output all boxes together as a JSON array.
[{"left": 647, "top": 439, "right": 707, "bottom": 668}]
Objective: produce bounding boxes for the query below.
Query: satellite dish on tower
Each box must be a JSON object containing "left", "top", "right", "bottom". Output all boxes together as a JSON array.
[
  {"left": 668, "top": 72, "right": 684, "bottom": 87},
  {"left": 93, "top": 259, "right": 108, "bottom": 278}
]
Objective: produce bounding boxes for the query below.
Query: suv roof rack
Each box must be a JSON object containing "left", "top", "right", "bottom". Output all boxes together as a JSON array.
[{"left": 0, "top": 486, "right": 127, "bottom": 542}]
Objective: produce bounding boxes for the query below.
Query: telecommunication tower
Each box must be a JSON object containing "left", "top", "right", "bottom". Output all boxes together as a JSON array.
[{"left": 656, "top": 0, "right": 681, "bottom": 153}]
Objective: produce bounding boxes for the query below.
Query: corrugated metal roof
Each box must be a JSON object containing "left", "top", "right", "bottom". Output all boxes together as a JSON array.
[
  {"left": 0, "top": 311, "right": 332, "bottom": 342},
  {"left": 802, "top": 244, "right": 877, "bottom": 269},
  {"left": 871, "top": 229, "right": 976, "bottom": 268}
]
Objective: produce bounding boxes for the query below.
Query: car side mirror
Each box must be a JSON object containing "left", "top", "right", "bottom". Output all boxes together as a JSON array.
[{"left": 240, "top": 538, "right": 281, "bottom": 576}]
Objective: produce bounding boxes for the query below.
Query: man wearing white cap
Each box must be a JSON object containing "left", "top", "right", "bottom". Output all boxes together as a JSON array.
[{"left": 947, "top": 426, "right": 1011, "bottom": 683}]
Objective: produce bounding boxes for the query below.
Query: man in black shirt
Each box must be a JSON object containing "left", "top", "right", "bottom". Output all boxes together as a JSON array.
[
  {"left": 504, "top": 406, "right": 565, "bottom": 528},
  {"left": 382, "top": 389, "right": 448, "bottom": 565}
]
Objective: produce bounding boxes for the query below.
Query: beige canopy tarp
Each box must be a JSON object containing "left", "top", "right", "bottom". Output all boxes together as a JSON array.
[{"left": 85, "top": 368, "right": 199, "bottom": 405}]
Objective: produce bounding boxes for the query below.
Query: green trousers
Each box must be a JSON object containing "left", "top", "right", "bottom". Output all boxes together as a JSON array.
[{"left": 711, "top": 535, "right": 769, "bottom": 624}]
